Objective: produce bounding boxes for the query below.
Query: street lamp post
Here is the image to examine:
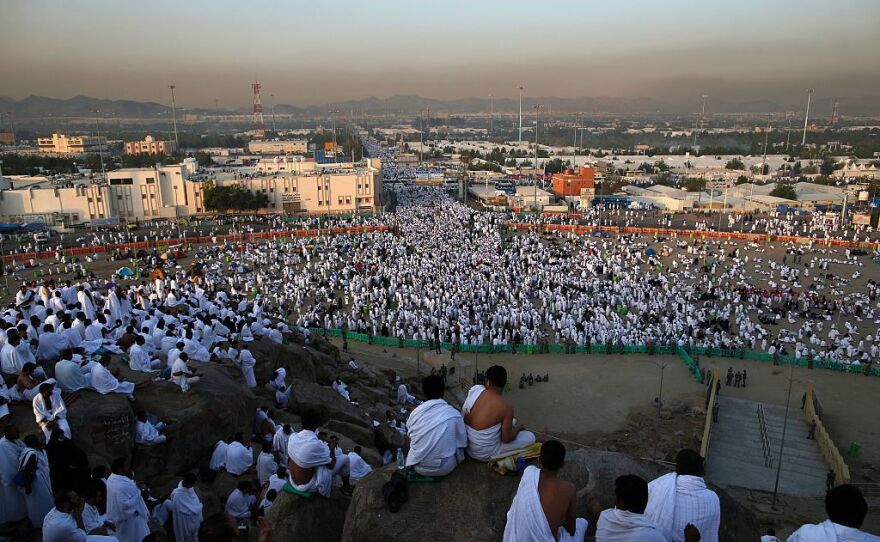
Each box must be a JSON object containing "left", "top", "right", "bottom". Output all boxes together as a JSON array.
[
  {"left": 168, "top": 85, "right": 179, "bottom": 151},
  {"left": 518, "top": 86, "right": 524, "bottom": 145},
  {"left": 533, "top": 104, "right": 542, "bottom": 212},
  {"left": 93, "top": 109, "right": 106, "bottom": 183},
  {"left": 489, "top": 94, "right": 494, "bottom": 137},
  {"left": 772, "top": 362, "right": 796, "bottom": 508}
]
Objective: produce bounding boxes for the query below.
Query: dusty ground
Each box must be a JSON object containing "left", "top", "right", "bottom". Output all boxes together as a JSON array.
[{"left": 333, "top": 338, "right": 880, "bottom": 535}]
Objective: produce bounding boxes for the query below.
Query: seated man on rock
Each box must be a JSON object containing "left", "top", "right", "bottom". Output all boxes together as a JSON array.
[
  {"left": 503, "top": 440, "right": 588, "bottom": 542},
  {"left": 462, "top": 364, "right": 535, "bottom": 461},
  {"left": 645, "top": 449, "right": 719, "bottom": 542},
  {"left": 788, "top": 484, "right": 880, "bottom": 542},
  {"left": 286, "top": 410, "right": 352, "bottom": 496},
  {"left": 405, "top": 374, "right": 466, "bottom": 477}
]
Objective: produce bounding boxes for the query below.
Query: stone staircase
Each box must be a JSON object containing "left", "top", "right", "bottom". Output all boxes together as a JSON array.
[{"left": 706, "top": 395, "right": 827, "bottom": 497}]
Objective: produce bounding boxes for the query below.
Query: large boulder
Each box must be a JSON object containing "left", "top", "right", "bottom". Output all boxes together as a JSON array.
[
  {"left": 288, "top": 382, "right": 371, "bottom": 429},
  {"left": 341, "top": 450, "right": 760, "bottom": 542},
  {"left": 131, "top": 364, "right": 258, "bottom": 480},
  {"left": 248, "top": 338, "right": 339, "bottom": 384},
  {"left": 342, "top": 459, "right": 519, "bottom": 542},
  {"left": 6, "top": 390, "right": 136, "bottom": 469},
  {"left": 268, "top": 488, "right": 351, "bottom": 542},
  {"left": 68, "top": 392, "right": 136, "bottom": 469}
]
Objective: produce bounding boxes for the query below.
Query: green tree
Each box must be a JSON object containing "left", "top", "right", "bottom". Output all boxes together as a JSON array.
[
  {"left": 683, "top": 177, "right": 707, "bottom": 192},
  {"left": 769, "top": 184, "right": 797, "bottom": 200},
  {"left": 193, "top": 151, "right": 214, "bottom": 167},
  {"left": 543, "top": 158, "right": 568, "bottom": 175},
  {"left": 725, "top": 158, "right": 745, "bottom": 170},
  {"left": 819, "top": 157, "right": 836, "bottom": 176}
]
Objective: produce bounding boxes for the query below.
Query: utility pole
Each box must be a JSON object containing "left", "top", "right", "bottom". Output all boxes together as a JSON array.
[
  {"left": 489, "top": 94, "right": 494, "bottom": 137},
  {"left": 802, "top": 89, "right": 814, "bottom": 146},
  {"left": 93, "top": 109, "right": 106, "bottom": 183},
  {"left": 5, "top": 111, "right": 14, "bottom": 145},
  {"left": 533, "top": 104, "right": 542, "bottom": 212},
  {"left": 168, "top": 85, "right": 179, "bottom": 151},
  {"left": 771, "top": 362, "right": 795, "bottom": 508},
  {"left": 518, "top": 86, "right": 524, "bottom": 145},
  {"left": 785, "top": 114, "right": 792, "bottom": 151}
]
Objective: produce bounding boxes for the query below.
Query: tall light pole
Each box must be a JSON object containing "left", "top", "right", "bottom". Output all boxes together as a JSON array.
[
  {"left": 93, "top": 109, "right": 106, "bottom": 183},
  {"left": 772, "top": 362, "right": 796, "bottom": 508},
  {"left": 785, "top": 113, "right": 792, "bottom": 151},
  {"left": 693, "top": 94, "right": 708, "bottom": 148},
  {"left": 802, "top": 89, "right": 814, "bottom": 146},
  {"left": 168, "top": 85, "right": 179, "bottom": 151},
  {"left": 270, "top": 93, "right": 277, "bottom": 133},
  {"left": 5, "top": 111, "right": 14, "bottom": 145},
  {"left": 328, "top": 110, "right": 339, "bottom": 157},
  {"left": 518, "top": 86, "right": 524, "bottom": 145},
  {"left": 489, "top": 94, "right": 494, "bottom": 137},
  {"left": 533, "top": 104, "right": 542, "bottom": 211}
]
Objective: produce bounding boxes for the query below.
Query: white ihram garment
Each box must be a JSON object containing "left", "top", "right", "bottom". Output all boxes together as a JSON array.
[
  {"left": 90, "top": 364, "right": 135, "bottom": 396},
  {"left": 644, "top": 473, "right": 720, "bottom": 542},
  {"left": 461, "top": 385, "right": 535, "bottom": 461},
  {"left": 105, "top": 473, "right": 150, "bottom": 542},
  {"left": 405, "top": 398, "right": 466, "bottom": 476},
  {"left": 787, "top": 519, "right": 880, "bottom": 542},
  {"left": 595, "top": 508, "right": 666, "bottom": 542},
  {"left": 287, "top": 429, "right": 349, "bottom": 497},
  {"left": 169, "top": 482, "right": 203, "bottom": 542},
  {"left": 502, "top": 465, "right": 587, "bottom": 542}
]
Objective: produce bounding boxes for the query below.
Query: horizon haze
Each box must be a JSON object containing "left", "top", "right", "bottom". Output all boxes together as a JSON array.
[{"left": 2, "top": 0, "right": 879, "bottom": 112}]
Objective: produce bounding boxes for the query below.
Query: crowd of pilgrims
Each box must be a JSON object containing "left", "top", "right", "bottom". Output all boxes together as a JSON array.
[
  {"left": 519, "top": 205, "right": 877, "bottom": 243},
  {"left": 277, "top": 187, "right": 877, "bottom": 367},
  {"left": 0, "top": 180, "right": 876, "bottom": 540}
]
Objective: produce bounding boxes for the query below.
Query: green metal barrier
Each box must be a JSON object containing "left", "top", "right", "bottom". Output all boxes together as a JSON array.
[{"left": 307, "top": 328, "right": 880, "bottom": 377}]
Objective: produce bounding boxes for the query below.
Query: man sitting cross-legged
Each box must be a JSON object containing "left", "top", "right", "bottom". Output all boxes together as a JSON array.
[
  {"left": 405, "top": 374, "right": 467, "bottom": 476},
  {"left": 503, "top": 440, "right": 588, "bottom": 542},
  {"left": 462, "top": 364, "right": 535, "bottom": 461},
  {"left": 286, "top": 410, "right": 352, "bottom": 496}
]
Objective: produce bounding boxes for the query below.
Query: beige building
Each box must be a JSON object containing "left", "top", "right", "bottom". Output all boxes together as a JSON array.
[
  {"left": 233, "top": 161, "right": 383, "bottom": 214},
  {"left": 248, "top": 139, "right": 308, "bottom": 154},
  {"left": 37, "top": 133, "right": 108, "bottom": 154},
  {"left": 0, "top": 157, "right": 383, "bottom": 226},
  {"left": 0, "top": 159, "right": 203, "bottom": 226},
  {"left": 124, "top": 135, "right": 177, "bottom": 156}
]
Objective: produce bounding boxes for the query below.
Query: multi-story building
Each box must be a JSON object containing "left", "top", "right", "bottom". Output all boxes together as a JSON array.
[
  {"left": 234, "top": 159, "right": 383, "bottom": 214},
  {"left": 106, "top": 160, "right": 204, "bottom": 220},
  {"left": 37, "top": 133, "right": 108, "bottom": 154},
  {"left": 0, "top": 159, "right": 202, "bottom": 226},
  {"left": 123, "top": 135, "right": 177, "bottom": 156},
  {"left": 247, "top": 139, "right": 308, "bottom": 154},
  {"left": 551, "top": 166, "right": 595, "bottom": 197}
]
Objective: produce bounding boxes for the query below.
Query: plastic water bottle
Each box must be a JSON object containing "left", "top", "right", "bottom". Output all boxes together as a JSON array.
[{"left": 396, "top": 448, "right": 405, "bottom": 470}]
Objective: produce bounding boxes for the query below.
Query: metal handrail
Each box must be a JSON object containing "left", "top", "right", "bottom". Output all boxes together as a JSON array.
[{"left": 757, "top": 404, "right": 773, "bottom": 468}]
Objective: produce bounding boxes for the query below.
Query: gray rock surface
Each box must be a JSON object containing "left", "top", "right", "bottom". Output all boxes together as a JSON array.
[
  {"left": 341, "top": 450, "right": 761, "bottom": 542},
  {"left": 268, "top": 487, "right": 351, "bottom": 541}
]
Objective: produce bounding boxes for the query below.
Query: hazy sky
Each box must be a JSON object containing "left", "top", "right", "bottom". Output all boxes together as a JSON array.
[{"left": 2, "top": 0, "right": 879, "bottom": 108}]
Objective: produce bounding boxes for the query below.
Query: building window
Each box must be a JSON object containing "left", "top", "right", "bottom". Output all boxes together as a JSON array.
[
  {"left": 345, "top": 197, "right": 351, "bottom": 204},
  {"left": 109, "top": 178, "right": 133, "bottom": 186},
  {"left": 145, "top": 177, "right": 155, "bottom": 184}
]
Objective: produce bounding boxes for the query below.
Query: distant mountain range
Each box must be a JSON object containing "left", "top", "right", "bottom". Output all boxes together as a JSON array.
[{"left": 2, "top": 93, "right": 878, "bottom": 119}]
